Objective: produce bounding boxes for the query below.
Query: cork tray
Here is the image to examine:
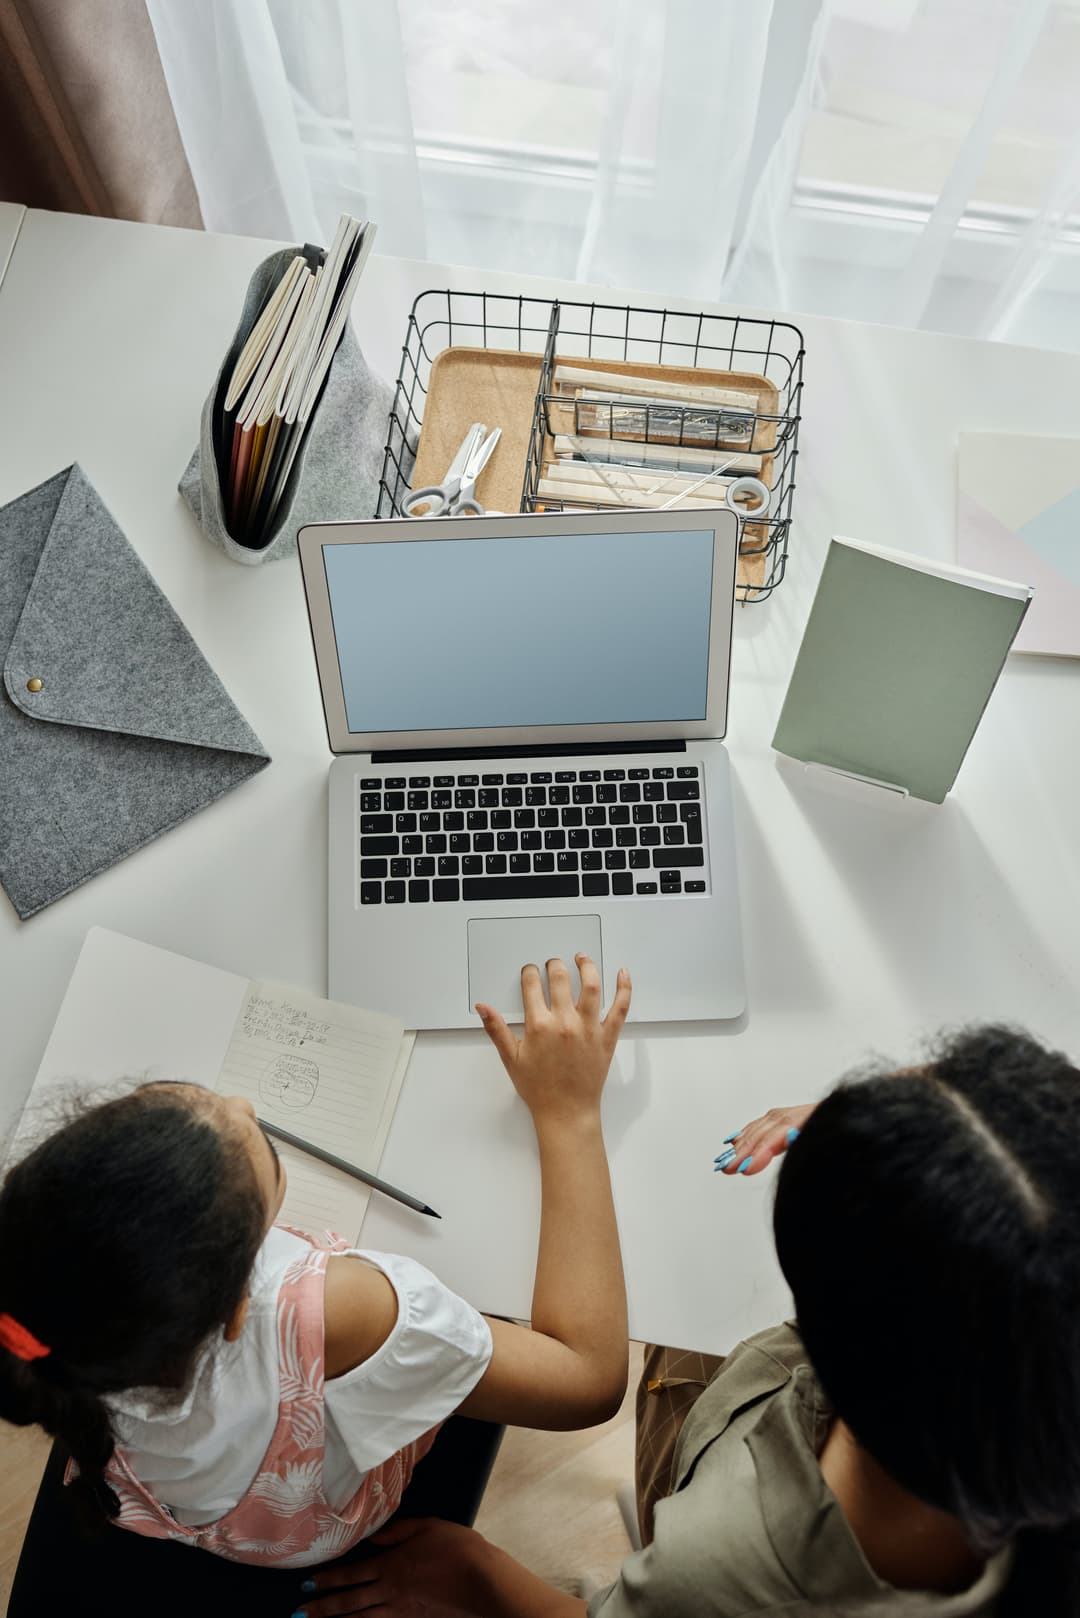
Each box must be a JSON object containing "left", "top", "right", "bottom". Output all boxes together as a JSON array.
[{"left": 408, "top": 347, "right": 779, "bottom": 595}]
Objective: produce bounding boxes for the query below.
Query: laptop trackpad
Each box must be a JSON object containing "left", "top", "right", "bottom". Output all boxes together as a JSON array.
[{"left": 467, "top": 915, "right": 603, "bottom": 1019}]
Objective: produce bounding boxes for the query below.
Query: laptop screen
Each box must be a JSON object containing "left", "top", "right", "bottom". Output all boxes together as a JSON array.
[{"left": 322, "top": 526, "right": 715, "bottom": 734}]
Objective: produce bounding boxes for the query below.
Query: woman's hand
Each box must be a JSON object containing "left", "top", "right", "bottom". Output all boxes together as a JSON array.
[
  {"left": 477, "top": 955, "right": 631, "bottom": 1129},
  {"left": 714, "top": 1103, "right": 817, "bottom": 1176}
]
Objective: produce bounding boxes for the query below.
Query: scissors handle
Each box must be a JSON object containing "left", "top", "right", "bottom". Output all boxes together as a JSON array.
[
  {"left": 449, "top": 497, "right": 484, "bottom": 517},
  {"left": 403, "top": 485, "right": 451, "bottom": 518}
]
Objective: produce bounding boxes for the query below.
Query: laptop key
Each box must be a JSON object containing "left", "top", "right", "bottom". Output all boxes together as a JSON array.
[
  {"left": 684, "top": 814, "right": 704, "bottom": 845},
  {"left": 409, "top": 880, "right": 430, "bottom": 903},
  {"left": 525, "top": 787, "right": 547, "bottom": 806},
  {"left": 661, "top": 880, "right": 682, "bottom": 895},
  {"left": 562, "top": 807, "right": 583, "bottom": 827},
  {"left": 431, "top": 790, "right": 452, "bottom": 809},
  {"left": 384, "top": 792, "right": 405, "bottom": 811},
  {"left": 385, "top": 778, "right": 406, "bottom": 789},
  {"left": 390, "top": 858, "right": 410, "bottom": 878},
  {"left": 557, "top": 851, "right": 579, "bottom": 872},
  {"left": 408, "top": 776, "right": 431, "bottom": 788},
  {"left": 360, "top": 778, "right": 380, "bottom": 790},
  {"left": 677, "top": 766, "right": 698, "bottom": 778},
  {"left": 401, "top": 835, "right": 422, "bottom": 855},
  {"left": 438, "top": 856, "right": 459, "bottom": 876},
  {"left": 652, "top": 767, "right": 674, "bottom": 778},
  {"left": 544, "top": 829, "right": 566, "bottom": 850},
  {"left": 619, "top": 783, "right": 641, "bottom": 802},
  {"left": 419, "top": 812, "right": 440, "bottom": 832},
  {"left": 385, "top": 881, "right": 406, "bottom": 903},
  {"left": 478, "top": 790, "right": 499, "bottom": 808},
  {"left": 591, "top": 828, "right": 614, "bottom": 848},
  {"left": 462, "top": 875, "right": 580, "bottom": 901},
  {"left": 426, "top": 834, "right": 447, "bottom": 854},
  {"left": 407, "top": 791, "right": 428, "bottom": 811},
  {"left": 629, "top": 848, "right": 650, "bottom": 869},
  {"left": 360, "top": 858, "right": 388, "bottom": 879},
  {"left": 603, "top": 769, "right": 626, "bottom": 780},
  {"left": 653, "top": 848, "right": 704, "bottom": 868},
  {"left": 668, "top": 781, "right": 700, "bottom": 800},
  {"left": 360, "top": 882, "right": 382, "bottom": 904},
  {"left": 612, "top": 873, "right": 633, "bottom": 896},
  {"left": 434, "top": 775, "right": 454, "bottom": 787},
  {"left": 568, "top": 828, "right": 589, "bottom": 848},
  {"left": 473, "top": 833, "right": 495, "bottom": 852},
  {"left": 549, "top": 785, "right": 570, "bottom": 805},
  {"left": 585, "top": 806, "right": 606, "bottom": 825},
  {"left": 633, "top": 804, "right": 655, "bottom": 824},
  {"left": 529, "top": 772, "right": 552, "bottom": 783},
  {"left": 605, "top": 850, "right": 627, "bottom": 870},
  {"left": 482, "top": 773, "right": 504, "bottom": 785},
  {"left": 636, "top": 881, "right": 658, "bottom": 895},
  {"left": 454, "top": 789, "right": 476, "bottom": 809},
  {"left": 555, "top": 770, "right": 576, "bottom": 782},
  {"left": 450, "top": 833, "right": 470, "bottom": 853},
  {"left": 491, "top": 811, "right": 512, "bottom": 830},
  {"left": 360, "top": 793, "right": 381, "bottom": 812},
  {"left": 459, "top": 775, "right": 479, "bottom": 786},
  {"left": 580, "top": 769, "right": 600, "bottom": 781},
  {"left": 444, "top": 811, "right": 465, "bottom": 831},
  {"left": 629, "top": 767, "right": 649, "bottom": 780},
  {"left": 433, "top": 879, "right": 460, "bottom": 902},
  {"left": 462, "top": 855, "right": 483, "bottom": 874},
  {"left": 497, "top": 831, "right": 518, "bottom": 851},
  {"left": 414, "top": 856, "right": 436, "bottom": 876},
  {"left": 663, "top": 825, "right": 686, "bottom": 845},
  {"left": 360, "top": 814, "right": 392, "bottom": 834},
  {"left": 534, "top": 852, "right": 555, "bottom": 872},
  {"left": 573, "top": 784, "right": 594, "bottom": 804},
  {"left": 467, "top": 810, "right": 488, "bottom": 831},
  {"left": 509, "top": 853, "right": 530, "bottom": 873},
  {"left": 582, "top": 874, "right": 610, "bottom": 897},
  {"left": 643, "top": 781, "right": 664, "bottom": 801},
  {"left": 596, "top": 784, "right": 617, "bottom": 803},
  {"left": 538, "top": 808, "right": 559, "bottom": 828},
  {"left": 582, "top": 851, "right": 602, "bottom": 870},
  {"left": 616, "top": 827, "right": 637, "bottom": 847},
  {"left": 640, "top": 827, "right": 661, "bottom": 847},
  {"left": 361, "top": 835, "right": 398, "bottom": 857},
  {"left": 396, "top": 813, "right": 417, "bottom": 833},
  {"left": 507, "top": 772, "right": 527, "bottom": 784},
  {"left": 685, "top": 880, "right": 707, "bottom": 893},
  {"left": 486, "top": 854, "right": 507, "bottom": 874},
  {"left": 521, "top": 830, "right": 542, "bottom": 850},
  {"left": 501, "top": 787, "right": 523, "bottom": 807},
  {"left": 656, "top": 804, "right": 677, "bottom": 823},
  {"left": 609, "top": 806, "right": 630, "bottom": 825}
]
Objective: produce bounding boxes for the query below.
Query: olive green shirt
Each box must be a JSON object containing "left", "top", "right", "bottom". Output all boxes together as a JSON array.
[{"left": 589, "top": 1323, "right": 1010, "bottom": 1618}]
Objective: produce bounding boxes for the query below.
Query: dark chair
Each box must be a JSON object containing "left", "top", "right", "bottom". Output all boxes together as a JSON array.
[{"left": 9, "top": 1416, "right": 504, "bottom": 1618}]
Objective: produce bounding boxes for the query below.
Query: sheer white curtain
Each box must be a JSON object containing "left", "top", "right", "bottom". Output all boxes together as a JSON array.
[{"left": 146, "top": 0, "right": 1080, "bottom": 348}]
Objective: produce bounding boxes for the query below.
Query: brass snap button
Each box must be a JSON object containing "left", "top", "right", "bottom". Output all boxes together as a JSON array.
[{"left": 26, "top": 678, "right": 43, "bottom": 693}]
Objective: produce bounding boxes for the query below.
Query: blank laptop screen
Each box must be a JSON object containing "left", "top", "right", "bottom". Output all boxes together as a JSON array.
[{"left": 322, "top": 526, "right": 715, "bottom": 733}]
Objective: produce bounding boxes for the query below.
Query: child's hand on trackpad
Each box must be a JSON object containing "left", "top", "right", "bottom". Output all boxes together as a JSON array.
[{"left": 477, "top": 955, "right": 631, "bottom": 1127}]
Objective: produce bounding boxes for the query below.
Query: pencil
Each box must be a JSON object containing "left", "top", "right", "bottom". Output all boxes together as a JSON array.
[{"left": 258, "top": 1117, "right": 440, "bottom": 1219}]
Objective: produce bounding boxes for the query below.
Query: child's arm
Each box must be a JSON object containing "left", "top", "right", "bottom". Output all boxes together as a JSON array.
[{"left": 455, "top": 952, "right": 631, "bottom": 1429}]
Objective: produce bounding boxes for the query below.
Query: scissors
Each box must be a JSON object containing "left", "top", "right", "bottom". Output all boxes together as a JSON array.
[{"left": 403, "top": 423, "right": 501, "bottom": 517}]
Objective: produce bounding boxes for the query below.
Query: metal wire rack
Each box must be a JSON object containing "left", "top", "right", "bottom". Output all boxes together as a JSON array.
[{"left": 377, "top": 290, "right": 804, "bottom": 602}]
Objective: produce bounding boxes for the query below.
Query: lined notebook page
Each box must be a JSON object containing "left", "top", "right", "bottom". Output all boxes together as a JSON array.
[{"left": 216, "top": 982, "right": 415, "bottom": 1241}]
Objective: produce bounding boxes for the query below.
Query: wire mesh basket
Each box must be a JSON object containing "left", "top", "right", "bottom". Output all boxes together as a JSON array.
[{"left": 377, "top": 290, "right": 804, "bottom": 602}]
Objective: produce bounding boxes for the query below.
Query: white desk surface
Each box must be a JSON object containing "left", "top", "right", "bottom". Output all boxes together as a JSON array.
[
  {"left": 0, "top": 203, "right": 25, "bottom": 291},
  {"left": 2, "top": 208, "right": 1080, "bottom": 1350}
]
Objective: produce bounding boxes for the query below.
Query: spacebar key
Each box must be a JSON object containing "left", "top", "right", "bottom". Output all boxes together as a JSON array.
[{"left": 462, "top": 875, "right": 580, "bottom": 902}]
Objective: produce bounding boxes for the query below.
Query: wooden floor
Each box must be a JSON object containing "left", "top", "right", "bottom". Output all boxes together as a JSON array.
[{"left": 0, "top": 1345, "right": 642, "bottom": 1613}]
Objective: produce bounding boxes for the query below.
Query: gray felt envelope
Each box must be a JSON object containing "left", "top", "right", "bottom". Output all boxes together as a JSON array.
[{"left": 0, "top": 465, "right": 271, "bottom": 919}]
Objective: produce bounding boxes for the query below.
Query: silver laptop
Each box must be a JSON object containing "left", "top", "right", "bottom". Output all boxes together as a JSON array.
[{"left": 298, "top": 508, "right": 745, "bottom": 1028}]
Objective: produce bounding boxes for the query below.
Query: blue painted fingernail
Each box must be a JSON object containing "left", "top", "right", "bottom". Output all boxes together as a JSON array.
[
  {"left": 738, "top": 1156, "right": 753, "bottom": 1174},
  {"left": 722, "top": 1130, "right": 739, "bottom": 1144},
  {"left": 713, "top": 1148, "right": 736, "bottom": 1170},
  {"left": 787, "top": 1127, "right": 800, "bottom": 1144},
  {"left": 300, "top": 1579, "right": 318, "bottom": 1594}
]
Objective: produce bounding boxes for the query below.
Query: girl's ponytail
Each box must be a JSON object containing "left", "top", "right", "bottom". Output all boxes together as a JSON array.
[
  {"left": 0, "top": 1083, "right": 266, "bottom": 1526},
  {"left": 0, "top": 1347, "right": 119, "bottom": 1528}
]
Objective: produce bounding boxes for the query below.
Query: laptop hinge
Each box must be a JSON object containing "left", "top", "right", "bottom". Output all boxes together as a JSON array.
[{"left": 370, "top": 739, "right": 688, "bottom": 764}]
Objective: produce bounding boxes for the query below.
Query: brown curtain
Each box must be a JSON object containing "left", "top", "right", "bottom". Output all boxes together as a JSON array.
[{"left": 0, "top": 0, "right": 202, "bottom": 227}]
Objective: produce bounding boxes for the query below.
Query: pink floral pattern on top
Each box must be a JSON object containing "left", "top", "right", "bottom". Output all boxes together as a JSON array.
[{"left": 101, "top": 1228, "right": 440, "bottom": 1568}]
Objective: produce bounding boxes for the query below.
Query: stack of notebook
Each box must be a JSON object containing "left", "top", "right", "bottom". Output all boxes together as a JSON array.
[{"left": 217, "top": 213, "right": 375, "bottom": 545}]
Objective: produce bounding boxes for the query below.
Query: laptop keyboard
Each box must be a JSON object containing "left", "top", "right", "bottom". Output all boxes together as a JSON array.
[{"left": 356, "top": 765, "right": 707, "bottom": 905}]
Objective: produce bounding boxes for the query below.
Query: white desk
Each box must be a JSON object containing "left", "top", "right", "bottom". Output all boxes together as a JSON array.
[
  {"left": 0, "top": 203, "right": 25, "bottom": 290},
  {"left": 2, "top": 209, "right": 1080, "bottom": 1350}
]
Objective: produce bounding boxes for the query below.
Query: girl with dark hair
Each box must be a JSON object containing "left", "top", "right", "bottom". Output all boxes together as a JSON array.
[
  {"left": 298, "top": 1025, "right": 1080, "bottom": 1616},
  {"left": 0, "top": 957, "right": 631, "bottom": 1576}
]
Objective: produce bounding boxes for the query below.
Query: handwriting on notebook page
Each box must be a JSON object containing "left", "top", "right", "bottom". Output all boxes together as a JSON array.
[{"left": 217, "top": 980, "right": 406, "bottom": 1165}]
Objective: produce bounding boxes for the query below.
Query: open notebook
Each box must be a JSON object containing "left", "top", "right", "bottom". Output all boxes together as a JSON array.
[{"left": 6, "top": 928, "right": 415, "bottom": 1240}]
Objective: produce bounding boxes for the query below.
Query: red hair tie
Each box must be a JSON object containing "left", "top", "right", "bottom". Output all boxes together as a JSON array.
[{"left": 0, "top": 1312, "right": 50, "bottom": 1362}]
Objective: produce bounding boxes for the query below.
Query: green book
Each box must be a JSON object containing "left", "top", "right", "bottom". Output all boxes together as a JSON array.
[{"left": 772, "top": 537, "right": 1032, "bottom": 803}]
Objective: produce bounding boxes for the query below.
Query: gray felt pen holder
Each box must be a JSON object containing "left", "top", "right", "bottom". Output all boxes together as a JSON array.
[{"left": 179, "top": 246, "right": 393, "bottom": 566}]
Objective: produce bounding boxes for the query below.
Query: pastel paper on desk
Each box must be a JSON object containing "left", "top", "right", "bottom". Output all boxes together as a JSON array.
[
  {"left": 0, "top": 466, "right": 270, "bottom": 919},
  {"left": 958, "top": 431, "right": 1080, "bottom": 656}
]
